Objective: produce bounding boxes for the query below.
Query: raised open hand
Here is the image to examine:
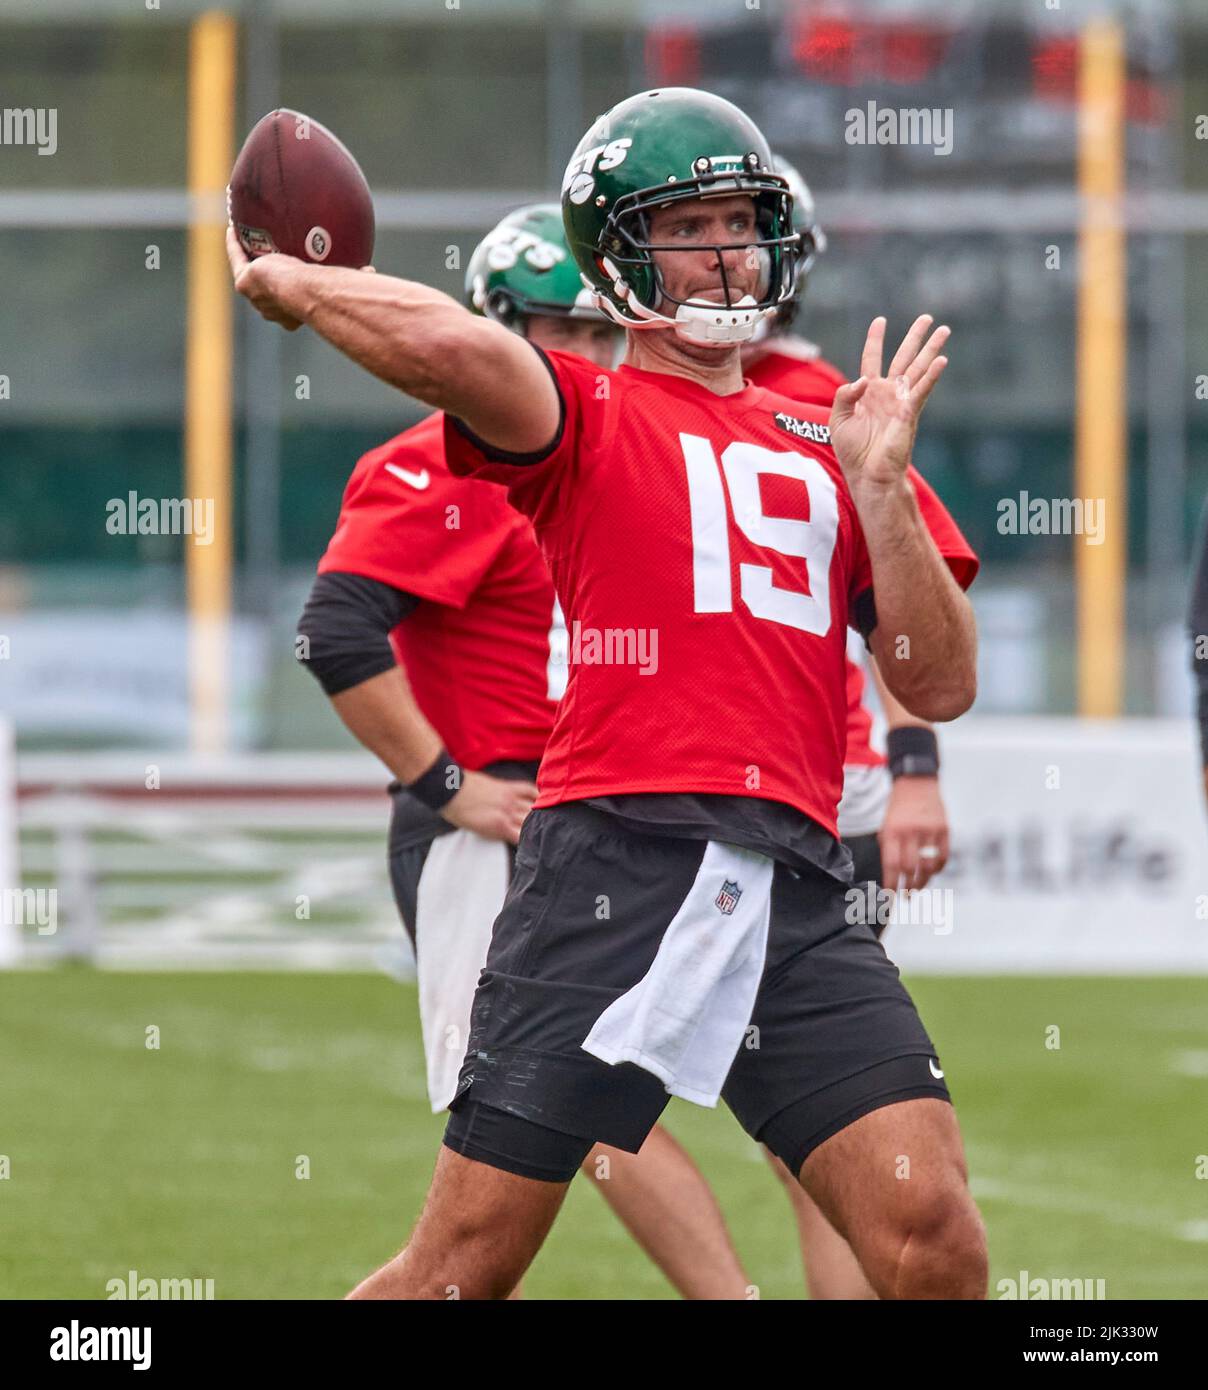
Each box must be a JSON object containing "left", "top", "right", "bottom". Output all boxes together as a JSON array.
[{"left": 829, "top": 315, "right": 950, "bottom": 488}]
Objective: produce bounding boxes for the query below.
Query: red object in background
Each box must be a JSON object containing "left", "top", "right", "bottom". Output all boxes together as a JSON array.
[
  {"left": 1032, "top": 35, "right": 1167, "bottom": 126},
  {"left": 881, "top": 23, "right": 950, "bottom": 83},
  {"left": 645, "top": 24, "right": 701, "bottom": 88},
  {"left": 790, "top": 12, "right": 949, "bottom": 86},
  {"left": 1125, "top": 78, "right": 1169, "bottom": 126},
  {"left": 792, "top": 14, "right": 857, "bottom": 84},
  {"left": 228, "top": 108, "right": 375, "bottom": 268},
  {"left": 1031, "top": 35, "right": 1077, "bottom": 102}
]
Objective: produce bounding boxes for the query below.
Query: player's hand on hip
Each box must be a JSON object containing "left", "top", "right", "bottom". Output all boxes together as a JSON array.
[
  {"left": 440, "top": 770, "right": 538, "bottom": 845},
  {"left": 830, "top": 315, "right": 950, "bottom": 489},
  {"left": 878, "top": 774, "right": 950, "bottom": 892},
  {"left": 226, "top": 225, "right": 303, "bottom": 331}
]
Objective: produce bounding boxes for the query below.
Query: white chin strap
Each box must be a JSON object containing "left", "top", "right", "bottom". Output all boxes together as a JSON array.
[
  {"left": 672, "top": 297, "right": 769, "bottom": 345},
  {"left": 746, "top": 312, "right": 775, "bottom": 346},
  {"left": 594, "top": 258, "right": 775, "bottom": 346}
]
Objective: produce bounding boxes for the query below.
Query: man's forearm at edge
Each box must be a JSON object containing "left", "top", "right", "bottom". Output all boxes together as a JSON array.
[
  {"left": 273, "top": 264, "right": 468, "bottom": 395},
  {"left": 234, "top": 253, "right": 558, "bottom": 451},
  {"left": 856, "top": 476, "right": 977, "bottom": 723}
]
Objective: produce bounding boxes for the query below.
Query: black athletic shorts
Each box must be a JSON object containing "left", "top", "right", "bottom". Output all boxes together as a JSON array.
[
  {"left": 386, "top": 764, "right": 532, "bottom": 945},
  {"left": 842, "top": 832, "right": 886, "bottom": 938},
  {"left": 843, "top": 831, "right": 883, "bottom": 892},
  {"left": 386, "top": 838, "right": 429, "bottom": 949},
  {"left": 444, "top": 803, "right": 947, "bottom": 1182}
]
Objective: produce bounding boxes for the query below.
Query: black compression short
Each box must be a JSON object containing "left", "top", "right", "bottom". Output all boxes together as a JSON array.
[
  {"left": 443, "top": 802, "right": 949, "bottom": 1182},
  {"left": 444, "top": 1098, "right": 594, "bottom": 1184}
]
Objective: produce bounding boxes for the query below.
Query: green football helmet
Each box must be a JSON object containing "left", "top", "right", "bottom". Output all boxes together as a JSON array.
[
  {"left": 465, "top": 202, "right": 600, "bottom": 328},
  {"left": 767, "top": 154, "right": 826, "bottom": 336},
  {"left": 560, "top": 87, "right": 801, "bottom": 346}
]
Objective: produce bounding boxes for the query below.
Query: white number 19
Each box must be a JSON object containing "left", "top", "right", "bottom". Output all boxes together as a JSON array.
[{"left": 680, "top": 433, "right": 839, "bottom": 636}]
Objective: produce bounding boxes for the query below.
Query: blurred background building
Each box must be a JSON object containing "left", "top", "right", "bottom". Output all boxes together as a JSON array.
[
  {"left": 1, "top": 0, "right": 1205, "bottom": 967},
  {"left": 2, "top": 0, "right": 1205, "bottom": 751}
]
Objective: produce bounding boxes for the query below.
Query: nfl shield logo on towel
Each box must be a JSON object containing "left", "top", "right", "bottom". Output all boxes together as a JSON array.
[{"left": 715, "top": 879, "right": 742, "bottom": 915}]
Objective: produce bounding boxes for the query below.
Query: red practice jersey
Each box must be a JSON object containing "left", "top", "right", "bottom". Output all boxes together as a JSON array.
[
  {"left": 447, "top": 348, "right": 922, "bottom": 836},
  {"left": 318, "top": 411, "right": 560, "bottom": 770},
  {"left": 745, "top": 340, "right": 979, "bottom": 768}
]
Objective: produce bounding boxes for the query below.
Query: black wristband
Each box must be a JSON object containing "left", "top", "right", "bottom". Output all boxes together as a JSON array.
[
  {"left": 407, "top": 748, "right": 465, "bottom": 810},
  {"left": 887, "top": 726, "right": 940, "bottom": 779}
]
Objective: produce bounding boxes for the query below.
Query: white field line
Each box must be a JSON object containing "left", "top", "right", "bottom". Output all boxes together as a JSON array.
[
  {"left": 1168, "top": 1050, "right": 1208, "bottom": 1078},
  {"left": 970, "top": 1172, "right": 1208, "bottom": 1245}
]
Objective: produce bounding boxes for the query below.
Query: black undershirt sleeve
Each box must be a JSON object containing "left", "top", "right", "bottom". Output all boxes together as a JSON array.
[
  {"left": 1188, "top": 500, "right": 1208, "bottom": 767},
  {"left": 852, "top": 587, "right": 878, "bottom": 643},
  {"left": 297, "top": 571, "right": 420, "bottom": 697}
]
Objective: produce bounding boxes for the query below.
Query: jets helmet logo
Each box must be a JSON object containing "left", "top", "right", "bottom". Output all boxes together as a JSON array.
[
  {"left": 482, "top": 226, "right": 566, "bottom": 273},
  {"left": 563, "top": 137, "right": 633, "bottom": 205}
]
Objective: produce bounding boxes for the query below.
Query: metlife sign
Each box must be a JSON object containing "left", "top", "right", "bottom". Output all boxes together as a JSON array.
[
  {"left": 0, "top": 612, "right": 266, "bottom": 746},
  {"left": 888, "top": 720, "right": 1208, "bottom": 974}
]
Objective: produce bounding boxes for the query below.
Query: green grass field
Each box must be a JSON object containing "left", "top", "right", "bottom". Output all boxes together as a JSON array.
[{"left": 3, "top": 970, "right": 1206, "bottom": 1299}]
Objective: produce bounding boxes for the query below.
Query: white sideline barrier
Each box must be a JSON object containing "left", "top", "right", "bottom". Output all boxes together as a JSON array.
[
  {"left": 11, "top": 725, "right": 1208, "bottom": 972},
  {"left": 887, "top": 719, "right": 1208, "bottom": 974},
  {"left": 15, "top": 752, "right": 399, "bottom": 970},
  {"left": 0, "top": 720, "right": 19, "bottom": 965}
]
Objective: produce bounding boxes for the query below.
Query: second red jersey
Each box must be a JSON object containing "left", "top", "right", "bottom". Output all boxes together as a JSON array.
[
  {"left": 318, "top": 411, "right": 560, "bottom": 770},
  {"left": 745, "top": 340, "right": 979, "bottom": 768},
  {"left": 744, "top": 337, "right": 848, "bottom": 407}
]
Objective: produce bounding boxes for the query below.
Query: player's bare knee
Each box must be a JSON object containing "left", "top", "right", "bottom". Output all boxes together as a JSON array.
[
  {"left": 888, "top": 1183, "right": 987, "bottom": 1298},
  {"left": 431, "top": 1214, "right": 536, "bottom": 1298}
]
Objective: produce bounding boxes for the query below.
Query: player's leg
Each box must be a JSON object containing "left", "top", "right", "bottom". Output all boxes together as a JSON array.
[
  {"left": 761, "top": 1074, "right": 984, "bottom": 1303},
  {"left": 725, "top": 861, "right": 987, "bottom": 1301},
  {"left": 353, "top": 804, "right": 710, "bottom": 1299},
  {"left": 386, "top": 804, "right": 756, "bottom": 1299},
  {"left": 763, "top": 1147, "right": 875, "bottom": 1300},
  {"left": 388, "top": 809, "right": 544, "bottom": 1296},
  {"left": 766, "top": 828, "right": 882, "bottom": 1300},
  {"left": 798, "top": 1096, "right": 985, "bottom": 1299},
  {"left": 582, "top": 1127, "right": 751, "bottom": 1299},
  {"left": 347, "top": 1138, "right": 573, "bottom": 1300}
]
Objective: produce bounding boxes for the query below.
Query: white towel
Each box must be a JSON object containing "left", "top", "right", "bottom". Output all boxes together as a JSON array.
[
  {"left": 582, "top": 841, "right": 773, "bottom": 1107},
  {"left": 414, "top": 830, "right": 511, "bottom": 1112}
]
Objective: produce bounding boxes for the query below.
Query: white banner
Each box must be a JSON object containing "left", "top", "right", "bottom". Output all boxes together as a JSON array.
[
  {"left": 887, "top": 719, "right": 1208, "bottom": 973},
  {"left": 0, "top": 612, "right": 266, "bottom": 746}
]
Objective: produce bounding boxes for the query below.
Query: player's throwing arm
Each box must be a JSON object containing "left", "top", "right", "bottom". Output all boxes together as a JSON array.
[
  {"left": 225, "top": 226, "right": 560, "bottom": 457},
  {"left": 830, "top": 314, "right": 977, "bottom": 722}
]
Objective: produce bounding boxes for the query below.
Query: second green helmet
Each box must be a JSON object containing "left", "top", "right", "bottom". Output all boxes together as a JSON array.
[
  {"left": 766, "top": 154, "right": 826, "bottom": 336},
  {"left": 466, "top": 202, "right": 600, "bottom": 327}
]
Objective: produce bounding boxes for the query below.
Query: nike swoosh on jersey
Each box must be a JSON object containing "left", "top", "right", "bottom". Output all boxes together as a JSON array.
[
  {"left": 385, "top": 463, "right": 431, "bottom": 490},
  {"left": 929, "top": 1058, "right": 944, "bottom": 1079}
]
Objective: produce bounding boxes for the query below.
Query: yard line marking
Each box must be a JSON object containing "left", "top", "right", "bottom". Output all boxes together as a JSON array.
[
  {"left": 1169, "top": 1049, "right": 1208, "bottom": 1077},
  {"left": 970, "top": 1171, "right": 1204, "bottom": 1245}
]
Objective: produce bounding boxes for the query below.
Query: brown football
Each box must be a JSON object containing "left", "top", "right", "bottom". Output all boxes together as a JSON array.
[{"left": 228, "top": 108, "right": 375, "bottom": 268}]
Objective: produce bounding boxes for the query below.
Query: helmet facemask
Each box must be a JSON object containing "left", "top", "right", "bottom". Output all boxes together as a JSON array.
[{"left": 592, "top": 167, "right": 800, "bottom": 346}]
